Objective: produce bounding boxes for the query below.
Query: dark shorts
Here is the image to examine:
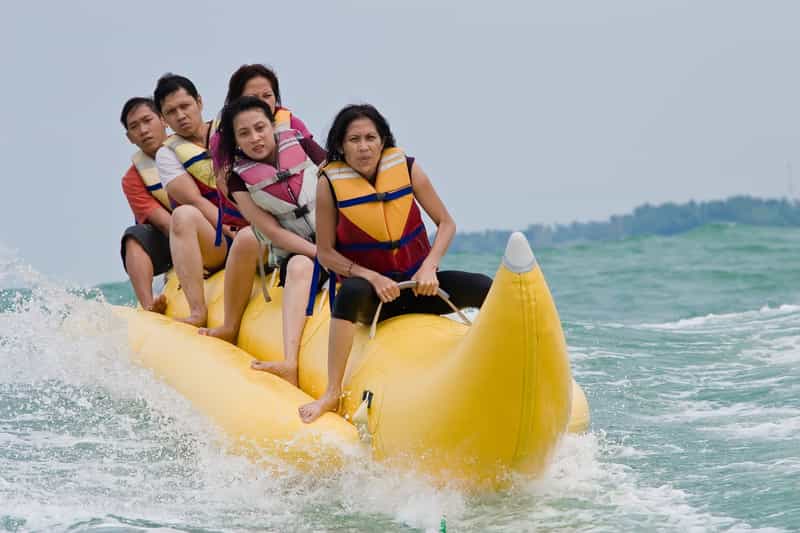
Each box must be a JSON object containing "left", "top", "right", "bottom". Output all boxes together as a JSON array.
[
  {"left": 331, "top": 270, "right": 492, "bottom": 324},
  {"left": 120, "top": 224, "right": 172, "bottom": 275}
]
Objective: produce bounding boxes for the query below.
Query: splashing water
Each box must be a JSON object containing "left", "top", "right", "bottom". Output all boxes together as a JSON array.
[{"left": 2, "top": 225, "right": 799, "bottom": 531}]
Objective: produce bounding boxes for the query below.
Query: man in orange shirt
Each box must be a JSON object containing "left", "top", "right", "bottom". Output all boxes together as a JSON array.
[{"left": 120, "top": 97, "right": 172, "bottom": 312}]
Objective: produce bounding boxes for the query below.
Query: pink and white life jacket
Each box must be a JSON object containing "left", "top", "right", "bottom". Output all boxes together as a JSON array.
[{"left": 232, "top": 129, "right": 318, "bottom": 262}]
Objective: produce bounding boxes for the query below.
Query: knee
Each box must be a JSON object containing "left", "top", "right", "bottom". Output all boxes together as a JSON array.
[
  {"left": 286, "top": 255, "right": 313, "bottom": 281},
  {"left": 474, "top": 273, "right": 492, "bottom": 291},
  {"left": 336, "top": 276, "right": 373, "bottom": 300},
  {"left": 123, "top": 238, "right": 153, "bottom": 270},
  {"left": 124, "top": 236, "right": 145, "bottom": 257},
  {"left": 332, "top": 276, "right": 375, "bottom": 323},
  {"left": 465, "top": 273, "right": 493, "bottom": 306},
  {"left": 171, "top": 205, "right": 201, "bottom": 236},
  {"left": 231, "top": 226, "right": 258, "bottom": 255}
]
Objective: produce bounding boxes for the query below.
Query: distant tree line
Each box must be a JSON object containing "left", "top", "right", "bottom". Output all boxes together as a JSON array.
[{"left": 449, "top": 196, "right": 800, "bottom": 253}]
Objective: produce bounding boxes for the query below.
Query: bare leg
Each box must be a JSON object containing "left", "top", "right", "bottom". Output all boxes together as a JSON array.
[
  {"left": 199, "top": 227, "right": 259, "bottom": 343},
  {"left": 298, "top": 318, "right": 355, "bottom": 423},
  {"left": 251, "top": 255, "right": 313, "bottom": 386},
  {"left": 124, "top": 237, "right": 162, "bottom": 312},
  {"left": 169, "top": 205, "right": 228, "bottom": 327}
]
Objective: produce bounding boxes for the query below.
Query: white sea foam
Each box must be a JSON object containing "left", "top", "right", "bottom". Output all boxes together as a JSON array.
[
  {"left": 1, "top": 249, "right": 793, "bottom": 532},
  {"left": 635, "top": 304, "right": 800, "bottom": 332},
  {"left": 743, "top": 334, "right": 800, "bottom": 365},
  {"left": 503, "top": 433, "right": 772, "bottom": 532},
  {"left": 704, "top": 417, "right": 800, "bottom": 441},
  {"left": 649, "top": 401, "right": 800, "bottom": 424}
]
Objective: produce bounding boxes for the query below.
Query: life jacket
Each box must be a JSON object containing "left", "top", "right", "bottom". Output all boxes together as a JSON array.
[
  {"left": 131, "top": 150, "right": 171, "bottom": 211},
  {"left": 162, "top": 123, "right": 248, "bottom": 243},
  {"left": 273, "top": 107, "right": 292, "bottom": 132},
  {"left": 233, "top": 129, "right": 317, "bottom": 262},
  {"left": 323, "top": 147, "right": 431, "bottom": 281}
]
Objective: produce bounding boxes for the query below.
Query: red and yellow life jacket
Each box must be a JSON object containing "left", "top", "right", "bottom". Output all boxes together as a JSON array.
[
  {"left": 273, "top": 107, "right": 292, "bottom": 132},
  {"left": 131, "top": 150, "right": 171, "bottom": 211},
  {"left": 323, "top": 147, "right": 431, "bottom": 280},
  {"left": 162, "top": 124, "right": 248, "bottom": 240}
]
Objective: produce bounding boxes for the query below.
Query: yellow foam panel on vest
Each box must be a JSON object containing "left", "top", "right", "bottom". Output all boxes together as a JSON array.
[{"left": 122, "top": 232, "right": 590, "bottom": 489}]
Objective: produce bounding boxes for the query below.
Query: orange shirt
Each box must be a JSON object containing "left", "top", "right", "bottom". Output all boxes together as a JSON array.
[{"left": 121, "top": 164, "right": 167, "bottom": 224}]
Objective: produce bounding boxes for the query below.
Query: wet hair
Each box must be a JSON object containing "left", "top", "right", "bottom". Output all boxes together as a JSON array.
[
  {"left": 325, "top": 104, "right": 396, "bottom": 162},
  {"left": 225, "top": 64, "right": 281, "bottom": 106},
  {"left": 153, "top": 73, "right": 199, "bottom": 113},
  {"left": 216, "top": 96, "right": 276, "bottom": 176},
  {"left": 120, "top": 97, "right": 157, "bottom": 129}
]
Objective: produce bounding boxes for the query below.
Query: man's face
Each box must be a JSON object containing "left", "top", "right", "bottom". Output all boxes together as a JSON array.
[
  {"left": 126, "top": 104, "right": 167, "bottom": 156},
  {"left": 159, "top": 88, "right": 203, "bottom": 138}
]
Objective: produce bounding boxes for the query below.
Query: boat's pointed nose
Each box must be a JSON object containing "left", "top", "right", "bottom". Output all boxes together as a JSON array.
[{"left": 502, "top": 231, "right": 537, "bottom": 273}]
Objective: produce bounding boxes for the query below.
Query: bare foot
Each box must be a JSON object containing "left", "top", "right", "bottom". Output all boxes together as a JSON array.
[
  {"left": 251, "top": 360, "right": 298, "bottom": 387},
  {"left": 298, "top": 392, "right": 340, "bottom": 423},
  {"left": 176, "top": 310, "right": 207, "bottom": 328},
  {"left": 198, "top": 324, "right": 238, "bottom": 344},
  {"left": 146, "top": 294, "right": 167, "bottom": 314}
]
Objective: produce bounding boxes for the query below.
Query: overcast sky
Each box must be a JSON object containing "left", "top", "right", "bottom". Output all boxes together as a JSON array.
[{"left": 2, "top": 0, "right": 799, "bottom": 284}]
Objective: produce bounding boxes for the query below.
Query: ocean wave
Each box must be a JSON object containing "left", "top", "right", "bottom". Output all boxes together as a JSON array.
[
  {"left": 635, "top": 304, "right": 800, "bottom": 331},
  {"left": 704, "top": 417, "right": 800, "bottom": 441},
  {"left": 2, "top": 232, "right": 798, "bottom": 531}
]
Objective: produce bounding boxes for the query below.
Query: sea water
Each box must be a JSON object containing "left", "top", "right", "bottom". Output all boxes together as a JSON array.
[{"left": 1, "top": 224, "right": 798, "bottom": 531}]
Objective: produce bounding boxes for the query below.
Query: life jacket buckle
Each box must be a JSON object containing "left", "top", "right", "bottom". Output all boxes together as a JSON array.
[
  {"left": 275, "top": 170, "right": 292, "bottom": 181},
  {"left": 374, "top": 191, "right": 387, "bottom": 201},
  {"left": 293, "top": 204, "right": 310, "bottom": 218}
]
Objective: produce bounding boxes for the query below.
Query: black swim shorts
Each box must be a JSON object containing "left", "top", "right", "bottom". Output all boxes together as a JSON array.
[{"left": 120, "top": 224, "right": 172, "bottom": 275}]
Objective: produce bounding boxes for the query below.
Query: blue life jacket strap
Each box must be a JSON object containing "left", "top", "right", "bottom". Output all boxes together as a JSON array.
[
  {"left": 338, "top": 224, "right": 424, "bottom": 252},
  {"left": 305, "top": 257, "right": 322, "bottom": 316},
  {"left": 336, "top": 185, "right": 413, "bottom": 209}
]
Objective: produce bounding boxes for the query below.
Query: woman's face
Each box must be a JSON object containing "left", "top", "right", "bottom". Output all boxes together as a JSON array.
[
  {"left": 242, "top": 76, "right": 277, "bottom": 113},
  {"left": 341, "top": 117, "right": 384, "bottom": 178},
  {"left": 233, "top": 108, "right": 276, "bottom": 162}
]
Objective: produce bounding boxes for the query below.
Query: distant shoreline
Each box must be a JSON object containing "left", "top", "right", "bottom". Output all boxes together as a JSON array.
[{"left": 450, "top": 196, "right": 800, "bottom": 253}]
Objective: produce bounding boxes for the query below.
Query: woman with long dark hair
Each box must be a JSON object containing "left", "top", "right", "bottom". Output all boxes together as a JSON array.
[
  {"left": 298, "top": 104, "right": 492, "bottom": 422},
  {"left": 199, "top": 96, "right": 322, "bottom": 387},
  {"left": 210, "top": 64, "right": 325, "bottom": 181}
]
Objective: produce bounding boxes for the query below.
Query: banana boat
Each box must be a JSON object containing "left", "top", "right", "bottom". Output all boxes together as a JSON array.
[{"left": 120, "top": 232, "right": 590, "bottom": 488}]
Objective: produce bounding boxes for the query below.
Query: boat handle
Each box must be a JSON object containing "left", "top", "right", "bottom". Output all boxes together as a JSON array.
[{"left": 369, "top": 280, "right": 473, "bottom": 339}]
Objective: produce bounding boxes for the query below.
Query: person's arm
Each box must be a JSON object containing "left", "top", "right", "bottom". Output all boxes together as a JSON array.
[
  {"left": 144, "top": 207, "right": 172, "bottom": 236},
  {"left": 232, "top": 190, "right": 316, "bottom": 257},
  {"left": 315, "top": 178, "right": 401, "bottom": 303},
  {"left": 409, "top": 161, "right": 456, "bottom": 296},
  {"left": 300, "top": 137, "right": 327, "bottom": 166},
  {"left": 290, "top": 115, "right": 314, "bottom": 140},
  {"left": 165, "top": 173, "right": 220, "bottom": 225},
  {"left": 121, "top": 165, "right": 170, "bottom": 235},
  {"left": 156, "top": 146, "right": 220, "bottom": 227}
]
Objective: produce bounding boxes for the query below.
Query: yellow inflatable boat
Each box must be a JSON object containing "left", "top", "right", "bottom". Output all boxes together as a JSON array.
[{"left": 119, "top": 232, "right": 589, "bottom": 489}]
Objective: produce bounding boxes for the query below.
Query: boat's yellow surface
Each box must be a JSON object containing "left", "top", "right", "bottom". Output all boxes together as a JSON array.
[{"left": 122, "top": 232, "right": 589, "bottom": 488}]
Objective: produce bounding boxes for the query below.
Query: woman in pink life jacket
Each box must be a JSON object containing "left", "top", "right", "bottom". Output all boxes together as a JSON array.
[
  {"left": 209, "top": 64, "right": 326, "bottom": 199},
  {"left": 199, "top": 97, "right": 322, "bottom": 388}
]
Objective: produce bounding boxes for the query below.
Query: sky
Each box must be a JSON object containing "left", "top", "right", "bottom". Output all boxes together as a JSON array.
[{"left": 1, "top": 0, "right": 799, "bottom": 284}]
